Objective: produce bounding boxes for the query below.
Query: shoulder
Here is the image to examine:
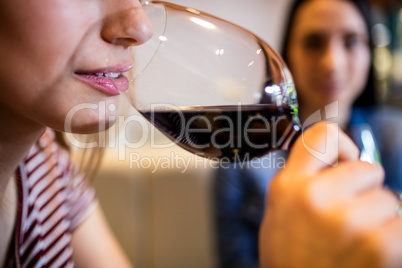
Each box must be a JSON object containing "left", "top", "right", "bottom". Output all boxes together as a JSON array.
[
  {"left": 369, "top": 105, "right": 400, "bottom": 122},
  {"left": 350, "top": 106, "right": 402, "bottom": 153},
  {"left": 359, "top": 106, "right": 402, "bottom": 151},
  {"left": 366, "top": 106, "right": 402, "bottom": 189},
  {"left": 352, "top": 105, "right": 402, "bottom": 130},
  {"left": 369, "top": 106, "right": 402, "bottom": 124},
  {"left": 368, "top": 106, "right": 402, "bottom": 139}
]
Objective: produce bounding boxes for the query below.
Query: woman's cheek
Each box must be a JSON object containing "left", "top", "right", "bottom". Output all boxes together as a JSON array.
[{"left": 352, "top": 51, "right": 371, "bottom": 91}]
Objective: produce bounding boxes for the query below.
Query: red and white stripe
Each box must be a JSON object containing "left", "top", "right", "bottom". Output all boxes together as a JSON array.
[{"left": 14, "top": 129, "right": 97, "bottom": 268}]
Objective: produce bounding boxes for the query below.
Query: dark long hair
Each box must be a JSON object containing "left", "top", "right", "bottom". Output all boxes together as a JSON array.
[{"left": 281, "top": 0, "right": 377, "bottom": 107}]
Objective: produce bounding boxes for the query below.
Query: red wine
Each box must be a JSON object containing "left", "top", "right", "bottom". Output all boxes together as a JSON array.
[{"left": 140, "top": 104, "right": 300, "bottom": 161}]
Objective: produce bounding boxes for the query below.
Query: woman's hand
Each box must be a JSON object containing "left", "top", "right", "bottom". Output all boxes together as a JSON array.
[{"left": 259, "top": 122, "right": 402, "bottom": 268}]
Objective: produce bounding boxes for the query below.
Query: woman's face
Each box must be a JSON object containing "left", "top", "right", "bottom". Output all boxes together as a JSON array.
[
  {"left": 287, "top": 0, "right": 371, "bottom": 114},
  {"left": 0, "top": 0, "right": 152, "bottom": 133}
]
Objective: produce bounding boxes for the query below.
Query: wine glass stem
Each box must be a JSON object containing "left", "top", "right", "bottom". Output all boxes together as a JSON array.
[{"left": 280, "top": 125, "right": 302, "bottom": 151}]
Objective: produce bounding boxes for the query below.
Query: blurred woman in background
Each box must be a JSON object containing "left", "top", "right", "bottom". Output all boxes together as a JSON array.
[{"left": 214, "top": 0, "right": 402, "bottom": 267}]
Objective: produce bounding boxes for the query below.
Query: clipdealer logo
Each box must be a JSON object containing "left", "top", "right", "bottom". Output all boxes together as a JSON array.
[
  {"left": 128, "top": 151, "right": 287, "bottom": 173},
  {"left": 63, "top": 101, "right": 340, "bottom": 167}
]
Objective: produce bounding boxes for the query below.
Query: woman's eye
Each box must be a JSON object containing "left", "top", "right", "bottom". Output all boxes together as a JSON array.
[
  {"left": 345, "top": 37, "right": 357, "bottom": 48},
  {"left": 303, "top": 36, "right": 324, "bottom": 50},
  {"left": 344, "top": 34, "right": 365, "bottom": 49}
]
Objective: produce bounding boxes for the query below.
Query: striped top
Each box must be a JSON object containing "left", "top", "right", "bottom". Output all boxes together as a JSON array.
[{"left": 12, "top": 129, "right": 98, "bottom": 268}]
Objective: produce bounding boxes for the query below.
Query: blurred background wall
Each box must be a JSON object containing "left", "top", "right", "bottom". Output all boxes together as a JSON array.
[
  {"left": 92, "top": 1, "right": 402, "bottom": 268},
  {"left": 370, "top": 0, "right": 402, "bottom": 107}
]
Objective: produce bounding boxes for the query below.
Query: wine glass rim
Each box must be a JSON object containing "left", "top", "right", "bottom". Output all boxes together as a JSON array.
[{"left": 143, "top": 1, "right": 266, "bottom": 42}]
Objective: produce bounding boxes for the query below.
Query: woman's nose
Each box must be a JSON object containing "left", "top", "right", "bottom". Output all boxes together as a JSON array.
[
  {"left": 101, "top": 6, "right": 153, "bottom": 47},
  {"left": 320, "top": 43, "right": 345, "bottom": 74}
]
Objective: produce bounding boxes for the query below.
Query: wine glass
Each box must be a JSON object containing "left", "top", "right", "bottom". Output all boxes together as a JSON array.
[
  {"left": 109, "top": 0, "right": 300, "bottom": 162},
  {"left": 107, "top": 1, "right": 402, "bottom": 210}
]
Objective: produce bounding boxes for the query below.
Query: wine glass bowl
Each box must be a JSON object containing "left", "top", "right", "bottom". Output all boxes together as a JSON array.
[
  {"left": 113, "top": 1, "right": 301, "bottom": 161},
  {"left": 130, "top": 1, "right": 297, "bottom": 108},
  {"left": 108, "top": 1, "right": 402, "bottom": 215}
]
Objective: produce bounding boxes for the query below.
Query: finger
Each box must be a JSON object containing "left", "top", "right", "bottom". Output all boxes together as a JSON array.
[
  {"left": 338, "top": 188, "right": 399, "bottom": 231},
  {"left": 377, "top": 218, "right": 402, "bottom": 268},
  {"left": 309, "top": 161, "right": 385, "bottom": 207},
  {"left": 285, "top": 122, "right": 360, "bottom": 176}
]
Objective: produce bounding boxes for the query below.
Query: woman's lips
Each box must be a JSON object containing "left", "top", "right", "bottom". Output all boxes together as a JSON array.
[
  {"left": 316, "top": 81, "right": 344, "bottom": 97},
  {"left": 75, "top": 71, "right": 130, "bottom": 95}
]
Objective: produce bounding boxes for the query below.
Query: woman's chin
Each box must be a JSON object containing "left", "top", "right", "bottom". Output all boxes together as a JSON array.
[
  {"left": 62, "top": 118, "right": 117, "bottom": 134},
  {"left": 319, "top": 86, "right": 345, "bottom": 101}
]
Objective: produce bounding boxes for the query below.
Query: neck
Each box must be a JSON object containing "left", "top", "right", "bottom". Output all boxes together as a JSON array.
[{"left": 0, "top": 106, "right": 45, "bottom": 192}]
